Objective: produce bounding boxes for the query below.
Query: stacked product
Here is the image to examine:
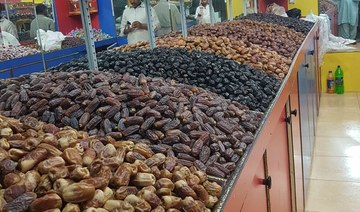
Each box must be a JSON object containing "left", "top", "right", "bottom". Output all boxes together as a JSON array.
[
  {"left": 66, "top": 28, "right": 112, "bottom": 42},
  {"left": 0, "top": 115, "right": 222, "bottom": 211},
  {"left": 117, "top": 36, "right": 291, "bottom": 78},
  {"left": 0, "top": 46, "right": 40, "bottom": 62},
  {"left": 0, "top": 71, "right": 263, "bottom": 178},
  {"left": 52, "top": 48, "right": 281, "bottom": 112},
  {"left": 62, "top": 37, "right": 86, "bottom": 49},
  {"left": 167, "top": 19, "right": 305, "bottom": 58},
  {"left": 237, "top": 13, "right": 315, "bottom": 35}
]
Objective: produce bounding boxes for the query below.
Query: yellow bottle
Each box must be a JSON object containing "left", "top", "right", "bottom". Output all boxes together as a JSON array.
[{"left": 327, "top": 71, "right": 335, "bottom": 94}]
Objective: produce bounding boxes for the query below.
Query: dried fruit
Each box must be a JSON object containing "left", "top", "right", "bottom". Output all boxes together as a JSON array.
[
  {"left": 62, "top": 183, "right": 95, "bottom": 203},
  {"left": 29, "top": 193, "right": 62, "bottom": 212}
]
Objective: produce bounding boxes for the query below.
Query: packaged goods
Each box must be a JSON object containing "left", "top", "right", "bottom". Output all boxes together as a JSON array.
[
  {"left": 326, "top": 71, "right": 335, "bottom": 94},
  {"left": 335, "top": 65, "right": 344, "bottom": 94}
]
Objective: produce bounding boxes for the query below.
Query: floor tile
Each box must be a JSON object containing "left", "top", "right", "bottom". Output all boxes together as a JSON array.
[
  {"left": 320, "top": 97, "right": 359, "bottom": 109},
  {"left": 305, "top": 179, "right": 360, "bottom": 212},
  {"left": 319, "top": 94, "right": 360, "bottom": 110},
  {"left": 314, "top": 136, "right": 360, "bottom": 157},
  {"left": 316, "top": 121, "right": 360, "bottom": 138},
  {"left": 317, "top": 109, "right": 360, "bottom": 122},
  {"left": 310, "top": 156, "right": 360, "bottom": 182}
]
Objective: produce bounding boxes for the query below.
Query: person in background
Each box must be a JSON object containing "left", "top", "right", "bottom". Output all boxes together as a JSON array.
[
  {"left": 120, "top": 0, "right": 160, "bottom": 44},
  {"left": 154, "top": 0, "right": 181, "bottom": 36},
  {"left": 337, "top": 0, "right": 359, "bottom": 40},
  {"left": 195, "top": 0, "right": 213, "bottom": 24},
  {"left": 0, "top": 3, "right": 18, "bottom": 39},
  {"left": 30, "top": 3, "right": 55, "bottom": 38}
]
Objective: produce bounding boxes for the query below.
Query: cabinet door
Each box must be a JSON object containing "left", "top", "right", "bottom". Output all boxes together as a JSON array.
[
  {"left": 266, "top": 107, "right": 292, "bottom": 212},
  {"left": 241, "top": 155, "right": 268, "bottom": 212},
  {"left": 298, "top": 63, "right": 312, "bottom": 197},
  {"left": 290, "top": 81, "right": 305, "bottom": 212}
]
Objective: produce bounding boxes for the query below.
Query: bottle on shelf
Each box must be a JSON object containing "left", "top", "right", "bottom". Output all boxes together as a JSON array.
[
  {"left": 326, "top": 70, "right": 335, "bottom": 94},
  {"left": 335, "top": 65, "right": 344, "bottom": 94}
]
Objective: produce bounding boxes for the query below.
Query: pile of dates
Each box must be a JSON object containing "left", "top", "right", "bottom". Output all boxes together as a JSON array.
[
  {"left": 19, "top": 40, "right": 39, "bottom": 50},
  {"left": 0, "top": 46, "right": 40, "bottom": 62},
  {"left": 168, "top": 19, "right": 305, "bottom": 58},
  {"left": 53, "top": 48, "right": 281, "bottom": 112},
  {"left": 238, "top": 13, "right": 314, "bottom": 35},
  {"left": 62, "top": 37, "right": 85, "bottom": 49},
  {"left": 0, "top": 71, "right": 264, "bottom": 176},
  {"left": 0, "top": 115, "right": 222, "bottom": 211},
  {"left": 117, "top": 36, "right": 291, "bottom": 78}
]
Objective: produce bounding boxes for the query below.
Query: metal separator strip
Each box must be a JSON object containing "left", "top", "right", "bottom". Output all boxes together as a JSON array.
[
  {"left": 79, "top": 0, "right": 98, "bottom": 70},
  {"left": 144, "top": 0, "right": 156, "bottom": 49},
  {"left": 179, "top": 0, "right": 187, "bottom": 37}
]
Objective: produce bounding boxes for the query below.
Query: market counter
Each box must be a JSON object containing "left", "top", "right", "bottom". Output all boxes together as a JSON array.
[{"left": 215, "top": 22, "right": 320, "bottom": 211}]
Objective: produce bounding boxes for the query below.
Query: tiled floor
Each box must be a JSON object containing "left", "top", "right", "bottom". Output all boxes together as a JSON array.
[{"left": 305, "top": 93, "right": 360, "bottom": 212}]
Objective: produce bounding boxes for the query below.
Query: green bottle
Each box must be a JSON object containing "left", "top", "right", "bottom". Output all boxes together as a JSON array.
[{"left": 335, "top": 65, "right": 344, "bottom": 94}]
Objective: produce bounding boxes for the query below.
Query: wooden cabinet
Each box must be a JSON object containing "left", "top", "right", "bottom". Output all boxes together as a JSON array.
[
  {"left": 241, "top": 155, "right": 268, "bottom": 212},
  {"left": 289, "top": 80, "right": 305, "bottom": 212},
  {"left": 266, "top": 107, "right": 292, "bottom": 212},
  {"left": 241, "top": 107, "right": 292, "bottom": 212}
]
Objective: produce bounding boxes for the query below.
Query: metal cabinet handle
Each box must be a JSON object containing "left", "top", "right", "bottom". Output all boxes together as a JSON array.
[
  {"left": 285, "top": 116, "right": 291, "bottom": 124},
  {"left": 262, "top": 176, "right": 272, "bottom": 189},
  {"left": 309, "top": 50, "right": 315, "bottom": 55},
  {"left": 291, "top": 109, "right": 297, "bottom": 117},
  {"left": 304, "top": 64, "right": 309, "bottom": 68}
]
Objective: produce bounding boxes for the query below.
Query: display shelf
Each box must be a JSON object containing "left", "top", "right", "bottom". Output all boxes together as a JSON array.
[
  {"left": 68, "top": 0, "right": 98, "bottom": 16},
  {"left": 68, "top": 10, "right": 98, "bottom": 16}
]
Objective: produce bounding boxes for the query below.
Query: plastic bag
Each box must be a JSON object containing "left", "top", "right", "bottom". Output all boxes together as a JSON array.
[
  {"left": 36, "top": 29, "right": 65, "bottom": 51},
  {"left": 266, "top": 3, "right": 288, "bottom": 17},
  {"left": 0, "top": 31, "right": 20, "bottom": 47},
  {"left": 303, "top": 12, "right": 356, "bottom": 65}
]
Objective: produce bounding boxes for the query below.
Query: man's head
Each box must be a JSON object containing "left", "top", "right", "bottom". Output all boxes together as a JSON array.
[
  {"left": 200, "top": 0, "right": 208, "bottom": 6},
  {"left": 129, "top": 0, "right": 141, "bottom": 8},
  {"left": 36, "top": 4, "right": 48, "bottom": 16}
]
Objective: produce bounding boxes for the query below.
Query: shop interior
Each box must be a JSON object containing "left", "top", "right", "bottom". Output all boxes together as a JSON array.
[{"left": 0, "top": 0, "right": 359, "bottom": 211}]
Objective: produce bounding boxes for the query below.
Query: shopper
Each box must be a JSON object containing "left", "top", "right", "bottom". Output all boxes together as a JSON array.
[
  {"left": 120, "top": 0, "right": 160, "bottom": 44},
  {"left": 338, "top": 0, "right": 359, "bottom": 40},
  {"left": 195, "top": 0, "right": 213, "bottom": 24},
  {"left": 0, "top": 3, "right": 18, "bottom": 40},
  {"left": 154, "top": 0, "right": 181, "bottom": 36},
  {"left": 30, "top": 4, "right": 55, "bottom": 38}
]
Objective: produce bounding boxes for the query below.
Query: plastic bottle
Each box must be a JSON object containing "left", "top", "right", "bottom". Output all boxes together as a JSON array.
[
  {"left": 326, "top": 71, "right": 334, "bottom": 94},
  {"left": 335, "top": 65, "right": 344, "bottom": 94}
]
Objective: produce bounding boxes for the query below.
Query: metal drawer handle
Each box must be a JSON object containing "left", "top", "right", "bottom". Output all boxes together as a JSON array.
[
  {"left": 285, "top": 116, "right": 291, "bottom": 124},
  {"left": 262, "top": 176, "right": 272, "bottom": 189},
  {"left": 291, "top": 109, "right": 298, "bottom": 117}
]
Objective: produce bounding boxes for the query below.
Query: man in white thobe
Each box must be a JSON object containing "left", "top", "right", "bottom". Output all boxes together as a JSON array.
[{"left": 120, "top": 0, "right": 160, "bottom": 44}]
